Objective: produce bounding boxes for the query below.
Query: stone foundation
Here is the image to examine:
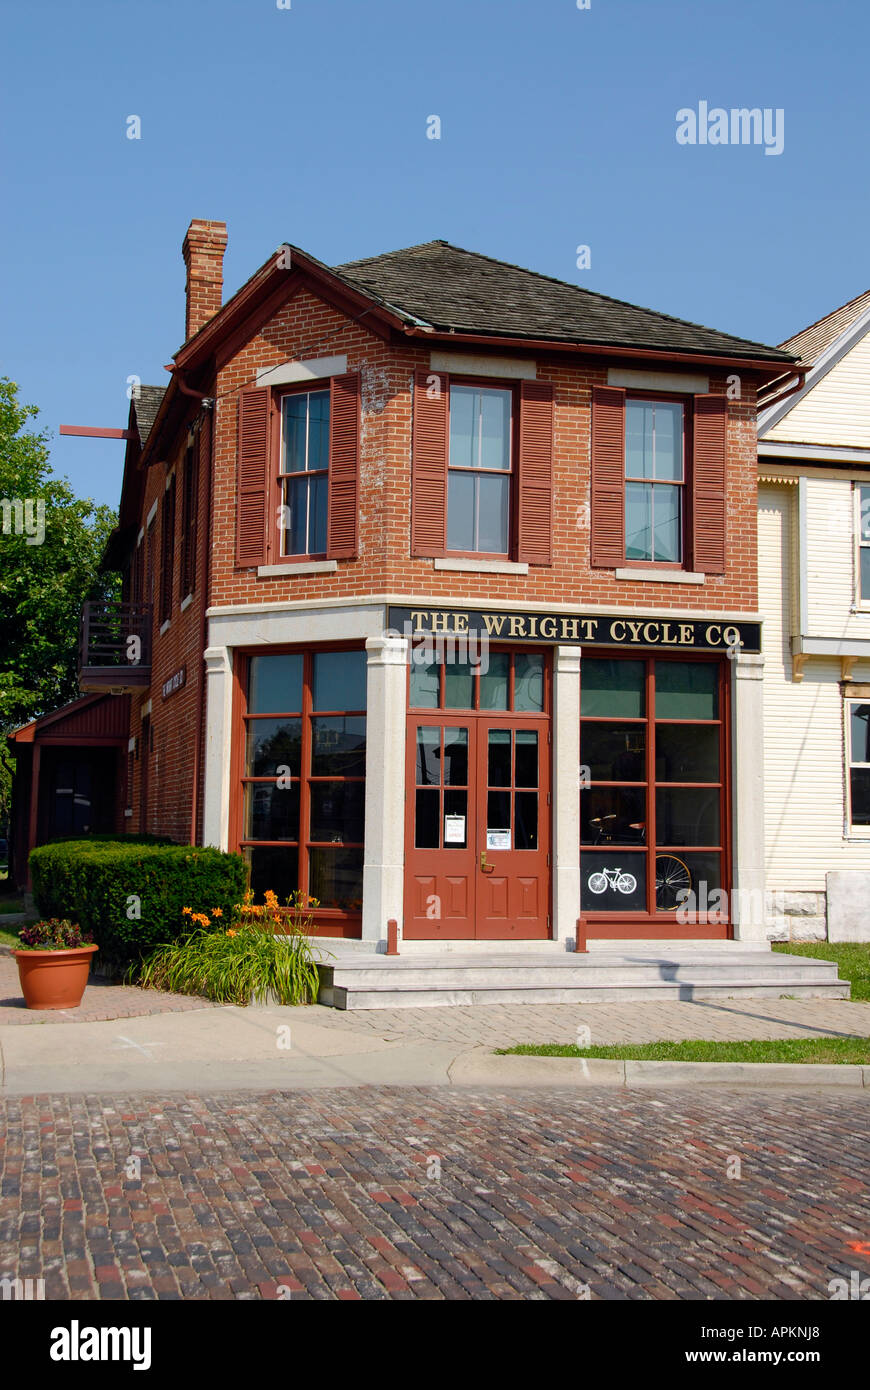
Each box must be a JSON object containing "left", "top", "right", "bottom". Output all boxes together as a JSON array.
[{"left": 765, "top": 890, "right": 828, "bottom": 942}]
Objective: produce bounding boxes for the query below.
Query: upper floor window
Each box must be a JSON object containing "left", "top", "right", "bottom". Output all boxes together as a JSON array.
[
  {"left": 625, "top": 399, "right": 685, "bottom": 564},
  {"left": 280, "top": 389, "right": 330, "bottom": 556},
  {"left": 447, "top": 384, "right": 513, "bottom": 554},
  {"left": 858, "top": 485, "right": 870, "bottom": 602},
  {"left": 159, "top": 473, "right": 176, "bottom": 624},
  {"left": 847, "top": 699, "right": 870, "bottom": 828}
]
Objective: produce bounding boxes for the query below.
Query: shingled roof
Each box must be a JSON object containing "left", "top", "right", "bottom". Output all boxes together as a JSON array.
[
  {"left": 779, "top": 288, "right": 870, "bottom": 365},
  {"left": 131, "top": 385, "right": 166, "bottom": 444},
  {"left": 335, "top": 240, "right": 792, "bottom": 363}
]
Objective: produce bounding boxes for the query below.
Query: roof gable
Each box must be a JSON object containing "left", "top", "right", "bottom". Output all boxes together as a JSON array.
[{"left": 759, "top": 293, "right": 870, "bottom": 447}]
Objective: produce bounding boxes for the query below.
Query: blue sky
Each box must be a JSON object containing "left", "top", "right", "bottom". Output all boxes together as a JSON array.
[{"left": 2, "top": 0, "right": 867, "bottom": 509}]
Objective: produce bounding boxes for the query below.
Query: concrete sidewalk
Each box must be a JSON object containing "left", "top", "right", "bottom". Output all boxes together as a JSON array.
[{"left": 2, "top": 995, "right": 870, "bottom": 1095}]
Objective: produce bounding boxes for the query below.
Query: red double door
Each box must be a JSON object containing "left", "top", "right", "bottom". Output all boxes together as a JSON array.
[{"left": 404, "top": 714, "right": 551, "bottom": 940}]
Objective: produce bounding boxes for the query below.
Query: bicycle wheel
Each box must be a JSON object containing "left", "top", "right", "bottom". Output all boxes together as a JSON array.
[
  {"left": 615, "top": 873, "right": 637, "bottom": 895},
  {"left": 655, "top": 855, "right": 692, "bottom": 911},
  {"left": 587, "top": 872, "right": 608, "bottom": 895}
]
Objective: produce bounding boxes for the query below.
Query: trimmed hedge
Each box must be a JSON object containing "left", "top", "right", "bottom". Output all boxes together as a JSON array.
[{"left": 29, "top": 839, "right": 248, "bottom": 971}]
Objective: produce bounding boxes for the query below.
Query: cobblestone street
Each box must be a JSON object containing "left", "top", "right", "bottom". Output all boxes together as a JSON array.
[{"left": 1, "top": 1087, "right": 868, "bottom": 1300}]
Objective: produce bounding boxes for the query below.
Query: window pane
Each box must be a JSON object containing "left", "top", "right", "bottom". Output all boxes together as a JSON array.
[
  {"left": 284, "top": 476, "right": 308, "bottom": 555},
  {"left": 282, "top": 395, "right": 308, "bottom": 473},
  {"left": 515, "top": 791, "right": 538, "bottom": 849},
  {"left": 245, "top": 845, "right": 299, "bottom": 904},
  {"left": 449, "top": 386, "right": 476, "bottom": 470},
  {"left": 416, "top": 727, "right": 441, "bottom": 785},
  {"left": 487, "top": 788, "right": 511, "bottom": 833},
  {"left": 861, "top": 546, "right": 870, "bottom": 602},
  {"left": 308, "top": 847, "right": 363, "bottom": 911},
  {"left": 581, "top": 786, "right": 646, "bottom": 844},
  {"left": 488, "top": 729, "right": 512, "bottom": 787},
  {"left": 244, "top": 782, "right": 300, "bottom": 841},
  {"left": 581, "top": 850, "right": 646, "bottom": 912},
  {"left": 479, "top": 652, "right": 509, "bottom": 710},
  {"left": 581, "top": 723, "right": 646, "bottom": 782},
  {"left": 313, "top": 650, "right": 367, "bottom": 711},
  {"left": 410, "top": 658, "right": 440, "bottom": 708},
  {"left": 652, "top": 484, "right": 681, "bottom": 563},
  {"left": 655, "top": 662, "right": 718, "bottom": 719},
  {"left": 851, "top": 704, "right": 870, "bottom": 763},
  {"left": 447, "top": 470, "right": 475, "bottom": 551},
  {"left": 514, "top": 653, "right": 544, "bottom": 712},
  {"left": 415, "top": 789, "right": 440, "bottom": 848},
  {"left": 581, "top": 659, "right": 645, "bottom": 717},
  {"left": 660, "top": 852, "right": 722, "bottom": 914},
  {"left": 625, "top": 401, "right": 654, "bottom": 479},
  {"left": 652, "top": 403, "right": 683, "bottom": 481},
  {"left": 478, "top": 388, "right": 512, "bottom": 471},
  {"left": 477, "top": 473, "right": 510, "bottom": 552},
  {"left": 850, "top": 768, "right": 870, "bottom": 826},
  {"left": 656, "top": 724, "right": 719, "bottom": 782},
  {"left": 309, "top": 781, "right": 365, "bottom": 844},
  {"left": 626, "top": 482, "right": 653, "bottom": 561},
  {"left": 655, "top": 787, "right": 720, "bottom": 846},
  {"left": 515, "top": 730, "right": 538, "bottom": 787},
  {"left": 444, "top": 660, "right": 474, "bottom": 709},
  {"left": 246, "top": 718, "right": 302, "bottom": 777},
  {"left": 861, "top": 487, "right": 870, "bottom": 542},
  {"left": 309, "top": 473, "right": 328, "bottom": 553},
  {"left": 249, "top": 654, "right": 303, "bottom": 713},
  {"left": 306, "top": 391, "right": 330, "bottom": 472},
  {"left": 311, "top": 717, "right": 366, "bottom": 776},
  {"left": 443, "top": 728, "right": 469, "bottom": 785}
]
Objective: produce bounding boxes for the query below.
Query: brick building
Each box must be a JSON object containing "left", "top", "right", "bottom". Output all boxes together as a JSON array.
[{"left": 11, "top": 219, "right": 799, "bottom": 955}]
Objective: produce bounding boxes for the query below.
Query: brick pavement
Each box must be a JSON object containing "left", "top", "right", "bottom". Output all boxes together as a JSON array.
[
  {"left": 0, "top": 954, "right": 215, "bottom": 1026},
  {"left": 0, "top": 1087, "right": 868, "bottom": 1300}
]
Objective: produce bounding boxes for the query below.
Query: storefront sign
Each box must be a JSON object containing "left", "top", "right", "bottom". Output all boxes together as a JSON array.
[
  {"left": 162, "top": 666, "right": 186, "bottom": 700},
  {"left": 388, "top": 607, "right": 761, "bottom": 654}
]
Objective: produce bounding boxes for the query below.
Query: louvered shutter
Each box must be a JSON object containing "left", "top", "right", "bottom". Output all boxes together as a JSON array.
[
  {"left": 327, "top": 371, "right": 361, "bottom": 559},
  {"left": 411, "top": 370, "right": 449, "bottom": 557},
  {"left": 517, "top": 381, "right": 554, "bottom": 565},
  {"left": 235, "top": 387, "right": 270, "bottom": 567},
  {"left": 692, "top": 395, "right": 727, "bottom": 574},
  {"left": 590, "top": 386, "right": 626, "bottom": 567}
]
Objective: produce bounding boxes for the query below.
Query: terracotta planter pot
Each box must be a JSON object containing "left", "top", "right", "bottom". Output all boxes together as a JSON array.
[{"left": 12, "top": 943, "right": 99, "bottom": 1010}]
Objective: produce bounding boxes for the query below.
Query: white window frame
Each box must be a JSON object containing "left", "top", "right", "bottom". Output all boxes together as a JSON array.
[
  {"left": 854, "top": 481, "right": 870, "bottom": 611},
  {"left": 845, "top": 695, "right": 870, "bottom": 836}
]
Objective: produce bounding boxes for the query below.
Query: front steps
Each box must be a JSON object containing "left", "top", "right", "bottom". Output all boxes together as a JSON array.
[{"left": 314, "top": 943, "right": 849, "bottom": 1010}]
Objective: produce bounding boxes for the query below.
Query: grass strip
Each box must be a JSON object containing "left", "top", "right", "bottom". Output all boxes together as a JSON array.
[
  {"left": 772, "top": 941, "right": 870, "bottom": 1001},
  {"left": 495, "top": 1037, "right": 870, "bottom": 1064}
]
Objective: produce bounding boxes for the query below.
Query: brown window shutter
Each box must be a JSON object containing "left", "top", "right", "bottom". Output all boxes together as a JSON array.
[
  {"left": 235, "top": 386, "right": 270, "bottom": 567},
  {"left": 411, "top": 369, "right": 449, "bottom": 557},
  {"left": 517, "top": 381, "right": 554, "bottom": 565},
  {"left": 692, "top": 395, "right": 727, "bottom": 574},
  {"left": 590, "top": 385, "right": 626, "bottom": 567},
  {"left": 327, "top": 371, "right": 361, "bottom": 559}
]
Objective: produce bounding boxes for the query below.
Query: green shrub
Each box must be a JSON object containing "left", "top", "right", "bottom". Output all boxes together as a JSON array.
[
  {"left": 28, "top": 840, "right": 247, "bottom": 972},
  {"left": 138, "top": 920, "right": 320, "bottom": 1005}
]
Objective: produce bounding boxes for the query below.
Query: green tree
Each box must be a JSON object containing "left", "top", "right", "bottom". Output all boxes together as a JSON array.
[{"left": 0, "top": 377, "right": 118, "bottom": 833}]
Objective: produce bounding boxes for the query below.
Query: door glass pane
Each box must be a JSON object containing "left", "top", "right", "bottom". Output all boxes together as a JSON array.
[
  {"left": 416, "top": 727, "right": 441, "bottom": 785},
  {"left": 249, "top": 654, "right": 303, "bottom": 714},
  {"left": 655, "top": 662, "right": 718, "bottom": 719},
  {"left": 656, "top": 724, "right": 720, "bottom": 782},
  {"left": 309, "top": 781, "right": 365, "bottom": 844},
  {"left": 479, "top": 652, "right": 509, "bottom": 710},
  {"left": 488, "top": 729, "right": 512, "bottom": 786},
  {"left": 581, "top": 851, "right": 646, "bottom": 912},
  {"left": 245, "top": 845, "right": 299, "bottom": 904},
  {"left": 311, "top": 717, "right": 366, "bottom": 776},
  {"left": 514, "top": 653, "right": 544, "bottom": 711},
  {"left": 477, "top": 473, "right": 510, "bottom": 552},
  {"left": 514, "top": 791, "right": 538, "bottom": 849},
  {"left": 655, "top": 788, "right": 720, "bottom": 845},
  {"left": 447, "top": 471, "right": 474, "bottom": 551},
  {"left": 652, "top": 484, "right": 681, "bottom": 563},
  {"left": 626, "top": 482, "right": 652, "bottom": 561},
  {"left": 581, "top": 786, "right": 646, "bottom": 844},
  {"left": 308, "top": 847, "right": 363, "bottom": 911},
  {"left": 581, "top": 723, "right": 645, "bottom": 782},
  {"left": 415, "top": 790, "right": 440, "bottom": 848},
  {"left": 581, "top": 659, "right": 645, "bottom": 717},
  {"left": 658, "top": 852, "right": 722, "bottom": 914},
  {"left": 313, "top": 650, "right": 367, "bottom": 711},
  {"left": 515, "top": 730, "right": 538, "bottom": 786},
  {"left": 444, "top": 789, "right": 468, "bottom": 847},
  {"left": 487, "top": 789, "right": 511, "bottom": 834},
  {"left": 443, "top": 728, "right": 468, "bottom": 785},
  {"left": 410, "top": 658, "right": 440, "bottom": 708},
  {"left": 850, "top": 704, "right": 870, "bottom": 763},
  {"left": 246, "top": 718, "right": 302, "bottom": 777},
  {"left": 244, "top": 782, "right": 300, "bottom": 841},
  {"left": 444, "top": 660, "right": 474, "bottom": 709}
]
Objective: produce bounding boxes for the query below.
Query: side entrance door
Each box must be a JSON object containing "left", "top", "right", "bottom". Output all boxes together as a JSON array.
[{"left": 404, "top": 713, "right": 550, "bottom": 940}]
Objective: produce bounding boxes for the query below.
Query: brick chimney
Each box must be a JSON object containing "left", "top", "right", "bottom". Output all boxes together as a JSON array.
[{"left": 182, "top": 218, "right": 227, "bottom": 340}]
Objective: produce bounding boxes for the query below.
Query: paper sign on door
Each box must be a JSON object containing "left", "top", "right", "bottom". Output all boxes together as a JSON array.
[
  {"left": 444, "top": 815, "right": 466, "bottom": 844},
  {"left": 486, "top": 829, "right": 511, "bottom": 850}
]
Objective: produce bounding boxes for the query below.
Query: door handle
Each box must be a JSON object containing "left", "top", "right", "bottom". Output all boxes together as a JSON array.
[{"left": 480, "top": 851, "right": 494, "bottom": 873}]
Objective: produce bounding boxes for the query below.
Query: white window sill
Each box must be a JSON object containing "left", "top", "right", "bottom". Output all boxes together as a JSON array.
[
  {"left": 159, "top": 619, "right": 171, "bottom": 635},
  {"left": 257, "top": 560, "right": 339, "bottom": 577},
  {"left": 434, "top": 557, "right": 529, "bottom": 576},
  {"left": 180, "top": 593, "right": 193, "bottom": 612},
  {"left": 615, "top": 567, "right": 705, "bottom": 584}
]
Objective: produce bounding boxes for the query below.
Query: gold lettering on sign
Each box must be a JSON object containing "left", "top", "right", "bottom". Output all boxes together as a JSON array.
[
  {"left": 561, "top": 617, "right": 581, "bottom": 640},
  {"left": 705, "top": 624, "right": 722, "bottom": 646},
  {"left": 723, "top": 625, "right": 741, "bottom": 647},
  {"left": 627, "top": 621, "right": 643, "bottom": 642},
  {"left": 453, "top": 613, "right": 469, "bottom": 632},
  {"left": 540, "top": 617, "right": 557, "bottom": 638},
  {"left": 610, "top": 620, "right": 626, "bottom": 641},
  {"left": 581, "top": 619, "right": 599, "bottom": 640},
  {"left": 409, "top": 610, "right": 429, "bottom": 631},
  {"left": 526, "top": 616, "right": 539, "bottom": 638},
  {"left": 661, "top": 623, "right": 676, "bottom": 644},
  {"left": 431, "top": 612, "right": 450, "bottom": 632},
  {"left": 483, "top": 614, "right": 507, "bottom": 636},
  {"left": 680, "top": 624, "right": 693, "bottom": 645},
  {"left": 643, "top": 622, "right": 660, "bottom": 643},
  {"left": 508, "top": 615, "right": 527, "bottom": 637}
]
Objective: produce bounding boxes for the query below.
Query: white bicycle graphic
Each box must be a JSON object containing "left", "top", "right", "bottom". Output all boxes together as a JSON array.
[{"left": 587, "top": 866, "right": 638, "bottom": 896}]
